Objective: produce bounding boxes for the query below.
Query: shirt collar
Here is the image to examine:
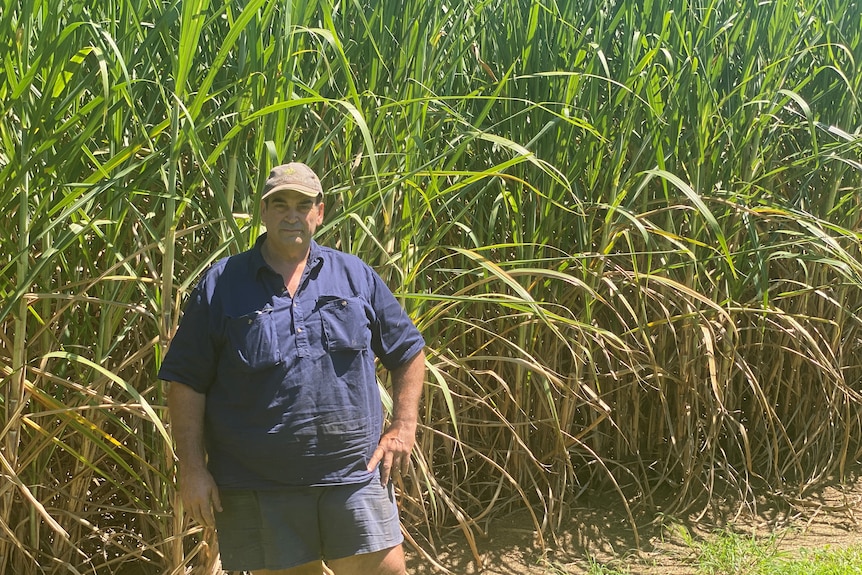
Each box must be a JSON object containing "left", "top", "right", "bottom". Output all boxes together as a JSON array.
[
  {"left": 251, "top": 233, "right": 323, "bottom": 276},
  {"left": 250, "top": 233, "right": 270, "bottom": 276},
  {"left": 307, "top": 239, "right": 323, "bottom": 269}
]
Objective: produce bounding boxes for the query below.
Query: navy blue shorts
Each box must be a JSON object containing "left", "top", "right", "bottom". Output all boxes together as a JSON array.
[{"left": 214, "top": 479, "right": 403, "bottom": 571}]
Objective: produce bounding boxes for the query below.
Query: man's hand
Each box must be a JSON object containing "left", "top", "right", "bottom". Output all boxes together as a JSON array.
[
  {"left": 178, "top": 466, "right": 223, "bottom": 528},
  {"left": 369, "top": 351, "right": 425, "bottom": 485},
  {"left": 368, "top": 420, "right": 417, "bottom": 485}
]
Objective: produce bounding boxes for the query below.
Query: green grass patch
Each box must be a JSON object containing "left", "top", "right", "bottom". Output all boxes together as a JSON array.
[
  {"left": 694, "top": 531, "right": 862, "bottom": 575},
  {"left": 577, "top": 531, "right": 862, "bottom": 575},
  {"left": 768, "top": 547, "right": 862, "bottom": 575},
  {"left": 586, "top": 559, "right": 631, "bottom": 575},
  {"left": 695, "top": 530, "right": 780, "bottom": 574}
]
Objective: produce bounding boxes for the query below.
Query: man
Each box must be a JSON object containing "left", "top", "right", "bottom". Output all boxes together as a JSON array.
[{"left": 159, "top": 162, "right": 426, "bottom": 575}]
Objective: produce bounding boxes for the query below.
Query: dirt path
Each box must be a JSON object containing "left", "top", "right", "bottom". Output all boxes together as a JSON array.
[{"left": 405, "top": 470, "right": 862, "bottom": 574}]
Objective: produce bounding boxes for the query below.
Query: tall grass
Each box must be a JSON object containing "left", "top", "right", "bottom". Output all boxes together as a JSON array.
[{"left": 1, "top": 0, "right": 860, "bottom": 572}]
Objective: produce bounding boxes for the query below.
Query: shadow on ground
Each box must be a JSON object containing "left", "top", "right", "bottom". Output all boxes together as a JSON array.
[{"left": 405, "top": 467, "right": 862, "bottom": 574}]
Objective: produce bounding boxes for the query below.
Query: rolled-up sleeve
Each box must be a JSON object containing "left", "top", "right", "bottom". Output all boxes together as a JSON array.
[
  {"left": 158, "top": 279, "right": 219, "bottom": 393},
  {"left": 368, "top": 269, "right": 425, "bottom": 370}
]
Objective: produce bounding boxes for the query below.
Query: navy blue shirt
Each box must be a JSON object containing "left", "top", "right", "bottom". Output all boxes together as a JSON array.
[{"left": 158, "top": 235, "right": 425, "bottom": 488}]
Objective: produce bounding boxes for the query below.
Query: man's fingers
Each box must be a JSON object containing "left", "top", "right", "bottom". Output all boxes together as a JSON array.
[
  {"left": 212, "top": 486, "right": 223, "bottom": 513},
  {"left": 380, "top": 451, "right": 394, "bottom": 484},
  {"left": 368, "top": 435, "right": 413, "bottom": 484},
  {"left": 179, "top": 469, "right": 222, "bottom": 527},
  {"left": 181, "top": 486, "right": 221, "bottom": 528},
  {"left": 200, "top": 504, "right": 215, "bottom": 528},
  {"left": 201, "top": 485, "right": 222, "bottom": 526},
  {"left": 367, "top": 446, "right": 384, "bottom": 472},
  {"left": 188, "top": 503, "right": 204, "bottom": 526}
]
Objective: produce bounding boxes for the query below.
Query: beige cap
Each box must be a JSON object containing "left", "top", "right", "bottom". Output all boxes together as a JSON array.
[{"left": 261, "top": 163, "right": 323, "bottom": 200}]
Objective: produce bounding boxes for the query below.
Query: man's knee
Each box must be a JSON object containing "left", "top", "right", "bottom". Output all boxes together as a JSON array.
[
  {"left": 327, "top": 545, "right": 405, "bottom": 575},
  {"left": 254, "top": 560, "right": 325, "bottom": 575}
]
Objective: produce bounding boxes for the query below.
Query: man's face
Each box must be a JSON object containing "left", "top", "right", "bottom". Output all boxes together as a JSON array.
[{"left": 260, "top": 190, "right": 325, "bottom": 253}]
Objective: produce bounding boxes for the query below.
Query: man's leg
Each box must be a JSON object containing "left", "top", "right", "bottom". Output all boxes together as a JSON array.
[
  {"left": 326, "top": 544, "right": 405, "bottom": 575},
  {"left": 253, "top": 560, "right": 325, "bottom": 575}
]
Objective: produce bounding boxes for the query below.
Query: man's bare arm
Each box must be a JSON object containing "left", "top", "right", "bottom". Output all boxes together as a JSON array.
[
  {"left": 167, "top": 381, "right": 222, "bottom": 527},
  {"left": 368, "top": 349, "right": 426, "bottom": 484}
]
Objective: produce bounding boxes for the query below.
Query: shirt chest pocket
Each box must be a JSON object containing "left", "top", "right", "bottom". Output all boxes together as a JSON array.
[
  {"left": 318, "top": 296, "right": 370, "bottom": 352},
  {"left": 225, "top": 307, "right": 281, "bottom": 371}
]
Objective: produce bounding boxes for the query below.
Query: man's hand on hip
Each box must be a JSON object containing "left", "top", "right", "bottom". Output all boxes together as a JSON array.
[{"left": 368, "top": 420, "right": 417, "bottom": 485}]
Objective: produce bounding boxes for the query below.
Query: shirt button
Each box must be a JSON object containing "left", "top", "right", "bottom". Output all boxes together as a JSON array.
[
  {"left": 341, "top": 300, "right": 347, "bottom": 306},
  {"left": 296, "top": 328, "right": 302, "bottom": 334}
]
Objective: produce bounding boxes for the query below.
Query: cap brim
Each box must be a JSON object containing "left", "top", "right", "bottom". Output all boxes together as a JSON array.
[{"left": 261, "top": 184, "right": 321, "bottom": 200}]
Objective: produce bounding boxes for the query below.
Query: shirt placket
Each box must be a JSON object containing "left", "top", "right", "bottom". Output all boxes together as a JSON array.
[
  {"left": 292, "top": 297, "right": 309, "bottom": 357},
  {"left": 290, "top": 255, "right": 321, "bottom": 358}
]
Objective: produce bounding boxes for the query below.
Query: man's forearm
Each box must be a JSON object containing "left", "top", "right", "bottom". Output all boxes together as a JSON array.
[
  {"left": 167, "top": 381, "right": 208, "bottom": 471},
  {"left": 167, "top": 381, "right": 222, "bottom": 526},
  {"left": 389, "top": 350, "right": 425, "bottom": 426}
]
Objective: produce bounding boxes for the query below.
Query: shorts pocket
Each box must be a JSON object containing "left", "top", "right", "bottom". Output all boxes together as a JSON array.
[
  {"left": 318, "top": 296, "right": 370, "bottom": 352},
  {"left": 225, "top": 306, "right": 281, "bottom": 371}
]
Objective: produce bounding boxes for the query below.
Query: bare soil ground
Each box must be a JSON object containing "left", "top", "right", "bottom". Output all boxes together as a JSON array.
[{"left": 405, "top": 468, "right": 862, "bottom": 574}]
